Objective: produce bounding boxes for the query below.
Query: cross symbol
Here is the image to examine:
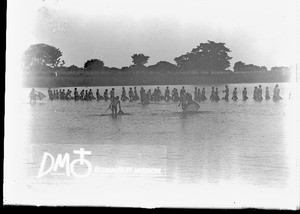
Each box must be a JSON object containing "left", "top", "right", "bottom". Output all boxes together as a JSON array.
[{"left": 73, "top": 148, "right": 92, "bottom": 164}]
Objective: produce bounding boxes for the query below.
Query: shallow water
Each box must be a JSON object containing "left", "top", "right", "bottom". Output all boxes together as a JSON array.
[{"left": 5, "top": 82, "right": 298, "bottom": 208}]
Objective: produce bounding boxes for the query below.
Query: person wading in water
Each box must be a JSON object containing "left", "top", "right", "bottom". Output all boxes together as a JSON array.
[
  {"left": 222, "top": 85, "right": 229, "bottom": 101},
  {"left": 29, "top": 88, "right": 37, "bottom": 103},
  {"left": 265, "top": 87, "right": 270, "bottom": 100},
  {"left": 210, "top": 87, "right": 216, "bottom": 101},
  {"left": 273, "top": 84, "right": 282, "bottom": 101},
  {"left": 232, "top": 87, "right": 238, "bottom": 100},
  {"left": 110, "top": 96, "right": 122, "bottom": 117},
  {"left": 242, "top": 87, "right": 248, "bottom": 101}
]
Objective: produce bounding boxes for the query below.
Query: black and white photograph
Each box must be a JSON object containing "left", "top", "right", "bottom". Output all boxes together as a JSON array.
[{"left": 4, "top": 0, "right": 300, "bottom": 209}]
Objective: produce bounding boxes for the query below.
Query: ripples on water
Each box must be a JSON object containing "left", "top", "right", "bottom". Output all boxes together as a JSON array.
[{"left": 9, "top": 83, "right": 297, "bottom": 207}]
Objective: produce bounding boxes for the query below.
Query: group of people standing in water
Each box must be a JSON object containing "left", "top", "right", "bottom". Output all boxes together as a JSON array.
[
  {"left": 121, "top": 86, "right": 181, "bottom": 104},
  {"left": 28, "top": 84, "right": 286, "bottom": 115},
  {"left": 47, "top": 88, "right": 97, "bottom": 101},
  {"left": 44, "top": 84, "right": 284, "bottom": 104},
  {"left": 195, "top": 84, "right": 283, "bottom": 102}
]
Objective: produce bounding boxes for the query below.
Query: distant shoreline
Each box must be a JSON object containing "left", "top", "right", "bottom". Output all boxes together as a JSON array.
[{"left": 22, "top": 71, "right": 292, "bottom": 88}]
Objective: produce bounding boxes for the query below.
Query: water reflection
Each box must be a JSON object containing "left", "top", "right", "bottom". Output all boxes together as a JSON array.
[{"left": 16, "top": 83, "right": 293, "bottom": 195}]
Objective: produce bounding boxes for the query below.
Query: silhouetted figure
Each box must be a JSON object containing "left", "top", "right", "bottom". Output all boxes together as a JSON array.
[
  {"left": 55, "top": 90, "right": 59, "bottom": 99},
  {"left": 61, "top": 89, "right": 66, "bottom": 100},
  {"left": 173, "top": 88, "right": 180, "bottom": 102},
  {"left": 80, "top": 90, "right": 85, "bottom": 100},
  {"left": 84, "top": 90, "right": 89, "bottom": 100},
  {"left": 157, "top": 87, "right": 163, "bottom": 100},
  {"left": 104, "top": 89, "right": 109, "bottom": 101},
  {"left": 265, "top": 87, "right": 270, "bottom": 100},
  {"left": 171, "top": 88, "right": 176, "bottom": 101},
  {"left": 140, "top": 87, "right": 146, "bottom": 103},
  {"left": 196, "top": 88, "right": 201, "bottom": 102},
  {"left": 253, "top": 86, "right": 258, "bottom": 101},
  {"left": 273, "top": 84, "right": 282, "bottom": 101},
  {"left": 48, "top": 88, "right": 53, "bottom": 100},
  {"left": 66, "top": 89, "right": 72, "bottom": 100},
  {"left": 129, "top": 87, "right": 134, "bottom": 101},
  {"left": 96, "top": 89, "right": 101, "bottom": 101},
  {"left": 215, "top": 88, "right": 220, "bottom": 101},
  {"left": 257, "top": 85, "right": 263, "bottom": 101},
  {"left": 110, "top": 96, "right": 122, "bottom": 117},
  {"left": 180, "top": 93, "right": 200, "bottom": 112},
  {"left": 29, "top": 88, "right": 37, "bottom": 103},
  {"left": 165, "top": 86, "right": 171, "bottom": 101},
  {"left": 147, "top": 89, "right": 152, "bottom": 101},
  {"left": 232, "top": 87, "right": 238, "bottom": 100},
  {"left": 210, "top": 87, "right": 216, "bottom": 101},
  {"left": 201, "top": 87, "right": 207, "bottom": 101},
  {"left": 180, "top": 86, "right": 186, "bottom": 102},
  {"left": 110, "top": 88, "right": 115, "bottom": 99},
  {"left": 74, "top": 88, "right": 79, "bottom": 101},
  {"left": 194, "top": 87, "right": 198, "bottom": 101},
  {"left": 242, "top": 87, "right": 248, "bottom": 100},
  {"left": 121, "top": 87, "right": 129, "bottom": 101},
  {"left": 133, "top": 87, "right": 139, "bottom": 101},
  {"left": 89, "top": 89, "right": 95, "bottom": 100},
  {"left": 222, "top": 85, "right": 229, "bottom": 101},
  {"left": 59, "top": 89, "right": 62, "bottom": 100}
]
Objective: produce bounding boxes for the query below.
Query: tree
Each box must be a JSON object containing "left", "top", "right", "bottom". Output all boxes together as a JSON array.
[
  {"left": 233, "top": 61, "right": 245, "bottom": 72},
  {"left": 233, "top": 61, "right": 268, "bottom": 72},
  {"left": 271, "top": 66, "right": 289, "bottom": 73},
  {"left": 60, "top": 60, "right": 65, "bottom": 67},
  {"left": 260, "top": 66, "right": 267, "bottom": 71},
  {"left": 84, "top": 59, "right": 105, "bottom": 71},
  {"left": 147, "top": 61, "right": 179, "bottom": 72},
  {"left": 67, "top": 65, "right": 82, "bottom": 71},
  {"left": 131, "top": 54, "right": 150, "bottom": 67},
  {"left": 174, "top": 41, "right": 232, "bottom": 72},
  {"left": 121, "top": 66, "right": 130, "bottom": 72},
  {"left": 23, "top": 43, "right": 63, "bottom": 70},
  {"left": 174, "top": 54, "right": 190, "bottom": 70}
]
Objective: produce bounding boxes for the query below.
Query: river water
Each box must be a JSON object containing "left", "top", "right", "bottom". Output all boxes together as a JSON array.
[{"left": 4, "top": 82, "right": 299, "bottom": 208}]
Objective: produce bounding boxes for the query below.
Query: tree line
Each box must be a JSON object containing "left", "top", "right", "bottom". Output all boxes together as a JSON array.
[{"left": 23, "top": 42, "right": 290, "bottom": 74}]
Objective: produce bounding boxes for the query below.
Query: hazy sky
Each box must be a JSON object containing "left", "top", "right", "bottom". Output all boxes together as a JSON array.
[{"left": 8, "top": 0, "right": 299, "bottom": 69}]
